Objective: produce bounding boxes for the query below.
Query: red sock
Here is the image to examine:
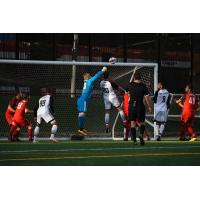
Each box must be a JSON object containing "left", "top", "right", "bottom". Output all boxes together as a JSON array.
[
  {"left": 9, "top": 125, "right": 17, "bottom": 139},
  {"left": 28, "top": 127, "right": 33, "bottom": 140},
  {"left": 187, "top": 126, "right": 196, "bottom": 138}
]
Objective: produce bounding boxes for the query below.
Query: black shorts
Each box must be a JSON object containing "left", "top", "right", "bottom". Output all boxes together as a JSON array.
[{"left": 128, "top": 104, "right": 146, "bottom": 122}]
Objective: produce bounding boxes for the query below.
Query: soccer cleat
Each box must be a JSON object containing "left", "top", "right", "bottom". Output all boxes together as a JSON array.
[
  {"left": 33, "top": 140, "right": 38, "bottom": 143},
  {"left": 50, "top": 136, "right": 58, "bottom": 143},
  {"left": 123, "top": 138, "right": 128, "bottom": 141},
  {"left": 78, "top": 129, "right": 88, "bottom": 136},
  {"left": 189, "top": 137, "right": 197, "bottom": 142},
  {"left": 133, "top": 141, "right": 138, "bottom": 145},
  {"left": 29, "top": 138, "right": 33, "bottom": 142},
  {"left": 179, "top": 137, "right": 188, "bottom": 141},
  {"left": 139, "top": 136, "right": 145, "bottom": 146},
  {"left": 147, "top": 136, "right": 151, "bottom": 141},
  {"left": 105, "top": 127, "right": 109, "bottom": 133},
  {"left": 157, "top": 136, "right": 161, "bottom": 141}
]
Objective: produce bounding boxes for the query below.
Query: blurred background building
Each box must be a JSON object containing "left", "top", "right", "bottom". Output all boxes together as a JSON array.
[{"left": 0, "top": 33, "right": 199, "bottom": 93}]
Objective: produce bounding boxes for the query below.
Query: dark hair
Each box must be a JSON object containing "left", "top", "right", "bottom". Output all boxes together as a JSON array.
[
  {"left": 22, "top": 92, "right": 30, "bottom": 99},
  {"left": 46, "top": 88, "right": 53, "bottom": 94},
  {"left": 133, "top": 72, "right": 141, "bottom": 80},
  {"left": 158, "top": 81, "right": 165, "bottom": 88},
  {"left": 186, "top": 83, "right": 193, "bottom": 92},
  {"left": 15, "top": 87, "right": 20, "bottom": 96},
  {"left": 103, "top": 71, "right": 109, "bottom": 79}
]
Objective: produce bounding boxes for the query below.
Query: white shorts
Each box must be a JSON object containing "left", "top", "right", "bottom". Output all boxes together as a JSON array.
[
  {"left": 155, "top": 110, "right": 168, "bottom": 123},
  {"left": 37, "top": 112, "right": 55, "bottom": 124},
  {"left": 104, "top": 96, "right": 121, "bottom": 110}
]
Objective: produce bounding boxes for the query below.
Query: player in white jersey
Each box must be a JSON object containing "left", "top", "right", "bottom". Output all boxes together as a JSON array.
[
  {"left": 153, "top": 82, "right": 171, "bottom": 141},
  {"left": 100, "top": 71, "right": 127, "bottom": 133},
  {"left": 33, "top": 89, "right": 58, "bottom": 142}
]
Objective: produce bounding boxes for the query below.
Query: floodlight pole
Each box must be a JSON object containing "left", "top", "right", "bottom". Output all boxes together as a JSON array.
[{"left": 71, "top": 33, "right": 78, "bottom": 98}]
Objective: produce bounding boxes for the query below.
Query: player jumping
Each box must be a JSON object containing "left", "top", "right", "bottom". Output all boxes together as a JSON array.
[
  {"left": 153, "top": 82, "right": 171, "bottom": 141},
  {"left": 9, "top": 92, "right": 33, "bottom": 141},
  {"left": 176, "top": 84, "right": 199, "bottom": 141},
  {"left": 100, "top": 71, "right": 127, "bottom": 133},
  {"left": 126, "top": 72, "right": 152, "bottom": 145},
  {"left": 77, "top": 66, "right": 107, "bottom": 136},
  {"left": 5, "top": 89, "right": 22, "bottom": 141},
  {"left": 33, "top": 89, "right": 58, "bottom": 142}
]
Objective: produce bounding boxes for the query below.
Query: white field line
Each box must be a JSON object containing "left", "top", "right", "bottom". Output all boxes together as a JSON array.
[{"left": 0, "top": 145, "right": 200, "bottom": 154}]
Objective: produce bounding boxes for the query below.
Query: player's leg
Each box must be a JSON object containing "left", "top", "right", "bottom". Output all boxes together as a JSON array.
[
  {"left": 104, "top": 99, "right": 111, "bottom": 133},
  {"left": 136, "top": 108, "right": 146, "bottom": 145},
  {"left": 22, "top": 119, "right": 33, "bottom": 141},
  {"left": 77, "top": 98, "right": 88, "bottom": 136},
  {"left": 12, "top": 127, "right": 21, "bottom": 142},
  {"left": 9, "top": 121, "right": 18, "bottom": 141},
  {"left": 123, "top": 120, "right": 130, "bottom": 141},
  {"left": 33, "top": 115, "right": 41, "bottom": 143},
  {"left": 50, "top": 120, "right": 58, "bottom": 142},
  {"left": 187, "top": 118, "right": 197, "bottom": 142},
  {"left": 128, "top": 104, "right": 137, "bottom": 144}
]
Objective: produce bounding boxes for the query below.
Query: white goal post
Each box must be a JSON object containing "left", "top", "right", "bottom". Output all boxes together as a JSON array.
[{"left": 0, "top": 59, "right": 158, "bottom": 140}]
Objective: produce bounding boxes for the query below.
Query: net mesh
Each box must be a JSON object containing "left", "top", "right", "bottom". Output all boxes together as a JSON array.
[{"left": 0, "top": 61, "right": 157, "bottom": 138}]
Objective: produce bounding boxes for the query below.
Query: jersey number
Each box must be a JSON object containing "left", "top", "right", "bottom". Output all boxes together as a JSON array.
[
  {"left": 189, "top": 96, "right": 196, "bottom": 105},
  {"left": 17, "top": 102, "right": 23, "bottom": 109},
  {"left": 162, "top": 96, "right": 166, "bottom": 103},
  {"left": 40, "top": 100, "right": 46, "bottom": 107},
  {"left": 102, "top": 88, "right": 109, "bottom": 93}
]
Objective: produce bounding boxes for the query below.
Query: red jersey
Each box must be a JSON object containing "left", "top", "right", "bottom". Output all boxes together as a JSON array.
[
  {"left": 6, "top": 96, "right": 21, "bottom": 115},
  {"left": 13, "top": 100, "right": 28, "bottom": 121},
  {"left": 182, "top": 93, "right": 197, "bottom": 117},
  {"left": 123, "top": 92, "right": 130, "bottom": 117}
]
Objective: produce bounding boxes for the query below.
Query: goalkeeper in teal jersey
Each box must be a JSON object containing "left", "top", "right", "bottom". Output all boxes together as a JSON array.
[{"left": 77, "top": 66, "right": 107, "bottom": 135}]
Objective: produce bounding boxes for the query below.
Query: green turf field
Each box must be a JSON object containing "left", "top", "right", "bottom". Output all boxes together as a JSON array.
[{"left": 0, "top": 140, "right": 200, "bottom": 166}]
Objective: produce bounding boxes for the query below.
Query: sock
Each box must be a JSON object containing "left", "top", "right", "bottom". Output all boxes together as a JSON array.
[
  {"left": 51, "top": 124, "right": 58, "bottom": 135},
  {"left": 140, "top": 124, "right": 145, "bottom": 137},
  {"left": 105, "top": 112, "right": 110, "bottom": 126},
  {"left": 9, "top": 125, "right": 17, "bottom": 139},
  {"left": 187, "top": 125, "right": 196, "bottom": 138},
  {"left": 131, "top": 127, "right": 136, "bottom": 142},
  {"left": 155, "top": 125, "right": 159, "bottom": 137},
  {"left": 28, "top": 126, "right": 33, "bottom": 140},
  {"left": 34, "top": 126, "right": 40, "bottom": 136},
  {"left": 119, "top": 110, "right": 126, "bottom": 122},
  {"left": 159, "top": 124, "right": 165, "bottom": 136},
  {"left": 78, "top": 116, "right": 85, "bottom": 130},
  {"left": 13, "top": 128, "right": 20, "bottom": 139}
]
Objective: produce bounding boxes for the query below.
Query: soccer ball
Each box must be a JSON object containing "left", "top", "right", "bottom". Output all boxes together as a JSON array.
[{"left": 109, "top": 57, "right": 117, "bottom": 64}]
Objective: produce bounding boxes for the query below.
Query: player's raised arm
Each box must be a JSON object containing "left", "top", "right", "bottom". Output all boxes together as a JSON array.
[
  {"left": 176, "top": 96, "right": 184, "bottom": 108},
  {"left": 90, "top": 67, "right": 107, "bottom": 83}
]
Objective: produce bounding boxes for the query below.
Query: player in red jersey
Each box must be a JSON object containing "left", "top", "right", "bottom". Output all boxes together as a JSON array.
[
  {"left": 9, "top": 92, "right": 33, "bottom": 141},
  {"left": 176, "top": 84, "right": 199, "bottom": 142},
  {"left": 5, "top": 89, "right": 22, "bottom": 141}
]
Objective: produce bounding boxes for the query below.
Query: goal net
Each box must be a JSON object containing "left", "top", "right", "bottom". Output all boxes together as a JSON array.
[{"left": 0, "top": 59, "right": 158, "bottom": 140}]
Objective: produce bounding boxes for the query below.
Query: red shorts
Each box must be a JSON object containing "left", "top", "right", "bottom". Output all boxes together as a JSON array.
[
  {"left": 13, "top": 118, "right": 30, "bottom": 127},
  {"left": 5, "top": 111, "right": 14, "bottom": 125},
  {"left": 181, "top": 114, "right": 194, "bottom": 124}
]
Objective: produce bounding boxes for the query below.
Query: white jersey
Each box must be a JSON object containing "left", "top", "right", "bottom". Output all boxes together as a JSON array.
[
  {"left": 100, "top": 80, "right": 120, "bottom": 110},
  {"left": 37, "top": 95, "right": 52, "bottom": 115},
  {"left": 155, "top": 89, "right": 170, "bottom": 112},
  {"left": 100, "top": 80, "right": 117, "bottom": 99}
]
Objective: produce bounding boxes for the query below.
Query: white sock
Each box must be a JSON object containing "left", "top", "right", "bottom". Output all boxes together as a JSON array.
[
  {"left": 155, "top": 125, "right": 159, "bottom": 137},
  {"left": 105, "top": 113, "right": 110, "bottom": 126},
  {"left": 34, "top": 126, "right": 40, "bottom": 136},
  {"left": 51, "top": 124, "right": 58, "bottom": 135},
  {"left": 119, "top": 110, "right": 126, "bottom": 122},
  {"left": 159, "top": 124, "right": 165, "bottom": 136}
]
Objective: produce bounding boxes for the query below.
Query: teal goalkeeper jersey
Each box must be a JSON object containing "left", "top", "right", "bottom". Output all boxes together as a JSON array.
[{"left": 80, "top": 70, "right": 103, "bottom": 101}]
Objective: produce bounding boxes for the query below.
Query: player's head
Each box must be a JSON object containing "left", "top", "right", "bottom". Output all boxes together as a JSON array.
[
  {"left": 103, "top": 71, "right": 109, "bottom": 80},
  {"left": 133, "top": 72, "right": 141, "bottom": 81},
  {"left": 15, "top": 88, "right": 22, "bottom": 98},
  {"left": 157, "top": 82, "right": 164, "bottom": 90},
  {"left": 46, "top": 88, "right": 53, "bottom": 95},
  {"left": 185, "top": 84, "right": 193, "bottom": 93},
  {"left": 22, "top": 92, "right": 30, "bottom": 100},
  {"left": 83, "top": 73, "right": 91, "bottom": 80}
]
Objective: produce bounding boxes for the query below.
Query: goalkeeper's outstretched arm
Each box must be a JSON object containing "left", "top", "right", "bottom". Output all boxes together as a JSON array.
[{"left": 90, "top": 67, "right": 107, "bottom": 83}]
